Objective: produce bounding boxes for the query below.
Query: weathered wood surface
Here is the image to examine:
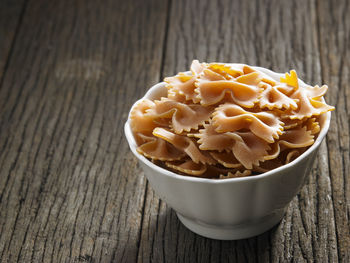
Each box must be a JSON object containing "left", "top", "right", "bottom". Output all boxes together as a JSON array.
[
  {"left": 317, "top": 0, "right": 350, "bottom": 261},
  {"left": 0, "top": 0, "right": 168, "bottom": 262},
  {"left": 0, "top": 0, "right": 349, "bottom": 262},
  {"left": 0, "top": 0, "right": 26, "bottom": 80}
]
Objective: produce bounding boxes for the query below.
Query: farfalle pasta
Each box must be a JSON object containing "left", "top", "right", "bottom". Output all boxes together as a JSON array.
[{"left": 130, "top": 61, "right": 334, "bottom": 179}]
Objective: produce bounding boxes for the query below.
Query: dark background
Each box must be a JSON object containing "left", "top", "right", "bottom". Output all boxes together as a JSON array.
[{"left": 0, "top": 0, "right": 349, "bottom": 262}]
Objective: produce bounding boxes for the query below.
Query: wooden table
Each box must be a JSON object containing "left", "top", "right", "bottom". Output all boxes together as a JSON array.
[{"left": 0, "top": 0, "right": 349, "bottom": 262}]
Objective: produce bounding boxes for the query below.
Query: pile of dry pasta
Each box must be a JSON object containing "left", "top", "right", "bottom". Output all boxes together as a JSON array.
[{"left": 130, "top": 60, "right": 334, "bottom": 179}]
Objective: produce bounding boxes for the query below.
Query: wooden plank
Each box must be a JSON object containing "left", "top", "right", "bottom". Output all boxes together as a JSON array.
[
  {"left": 138, "top": 0, "right": 341, "bottom": 262},
  {"left": 0, "top": 0, "right": 26, "bottom": 80},
  {"left": 317, "top": 0, "right": 350, "bottom": 261},
  {"left": 0, "top": 0, "right": 168, "bottom": 262}
]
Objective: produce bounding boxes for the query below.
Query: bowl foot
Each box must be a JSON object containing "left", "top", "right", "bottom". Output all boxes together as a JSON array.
[{"left": 176, "top": 210, "right": 284, "bottom": 240}]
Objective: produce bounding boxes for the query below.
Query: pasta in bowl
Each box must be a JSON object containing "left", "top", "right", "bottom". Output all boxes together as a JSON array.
[{"left": 124, "top": 61, "right": 333, "bottom": 239}]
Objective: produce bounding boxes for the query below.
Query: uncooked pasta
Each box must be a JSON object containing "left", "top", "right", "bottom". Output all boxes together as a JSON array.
[{"left": 129, "top": 60, "right": 334, "bottom": 179}]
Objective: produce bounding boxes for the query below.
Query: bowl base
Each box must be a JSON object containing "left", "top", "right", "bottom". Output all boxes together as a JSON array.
[{"left": 176, "top": 210, "right": 284, "bottom": 240}]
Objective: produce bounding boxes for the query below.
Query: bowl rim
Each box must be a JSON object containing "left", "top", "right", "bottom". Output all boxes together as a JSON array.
[{"left": 124, "top": 65, "right": 332, "bottom": 184}]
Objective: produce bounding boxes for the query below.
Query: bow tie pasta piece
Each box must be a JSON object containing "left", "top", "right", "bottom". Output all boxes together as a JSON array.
[
  {"left": 130, "top": 99, "right": 157, "bottom": 134},
  {"left": 212, "top": 104, "right": 284, "bottom": 143},
  {"left": 146, "top": 98, "right": 213, "bottom": 133},
  {"left": 278, "top": 126, "right": 314, "bottom": 148},
  {"left": 137, "top": 137, "right": 186, "bottom": 161},
  {"left": 280, "top": 70, "right": 299, "bottom": 90},
  {"left": 259, "top": 84, "right": 299, "bottom": 110},
  {"left": 153, "top": 127, "right": 215, "bottom": 164},
  {"left": 164, "top": 60, "right": 207, "bottom": 103},
  {"left": 196, "top": 124, "right": 236, "bottom": 151},
  {"left": 167, "top": 88, "right": 188, "bottom": 103},
  {"left": 190, "top": 60, "right": 207, "bottom": 75},
  {"left": 229, "top": 131, "right": 271, "bottom": 169},
  {"left": 198, "top": 126, "right": 272, "bottom": 168},
  {"left": 165, "top": 73, "right": 200, "bottom": 103},
  {"left": 195, "top": 78, "right": 263, "bottom": 107},
  {"left": 165, "top": 159, "right": 207, "bottom": 176},
  {"left": 304, "top": 84, "right": 328, "bottom": 98},
  {"left": 289, "top": 88, "right": 335, "bottom": 119}
]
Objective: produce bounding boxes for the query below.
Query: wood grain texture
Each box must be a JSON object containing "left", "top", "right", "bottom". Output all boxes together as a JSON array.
[
  {"left": 0, "top": 0, "right": 27, "bottom": 80},
  {"left": 138, "top": 0, "right": 346, "bottom": 262},
  {"left": 0, "top": 0, "right": 168, "bottom": 262},
  {"left": 317, "top": 0, "right": 350, "bottom": 261},
  {"left": 0, "top": 0, "right": 349, "bottom": 262}
]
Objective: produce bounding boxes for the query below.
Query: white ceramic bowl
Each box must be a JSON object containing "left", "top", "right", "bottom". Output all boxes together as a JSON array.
[{"left": 124, "top": 66, "right": 331, "bottom": 240}]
